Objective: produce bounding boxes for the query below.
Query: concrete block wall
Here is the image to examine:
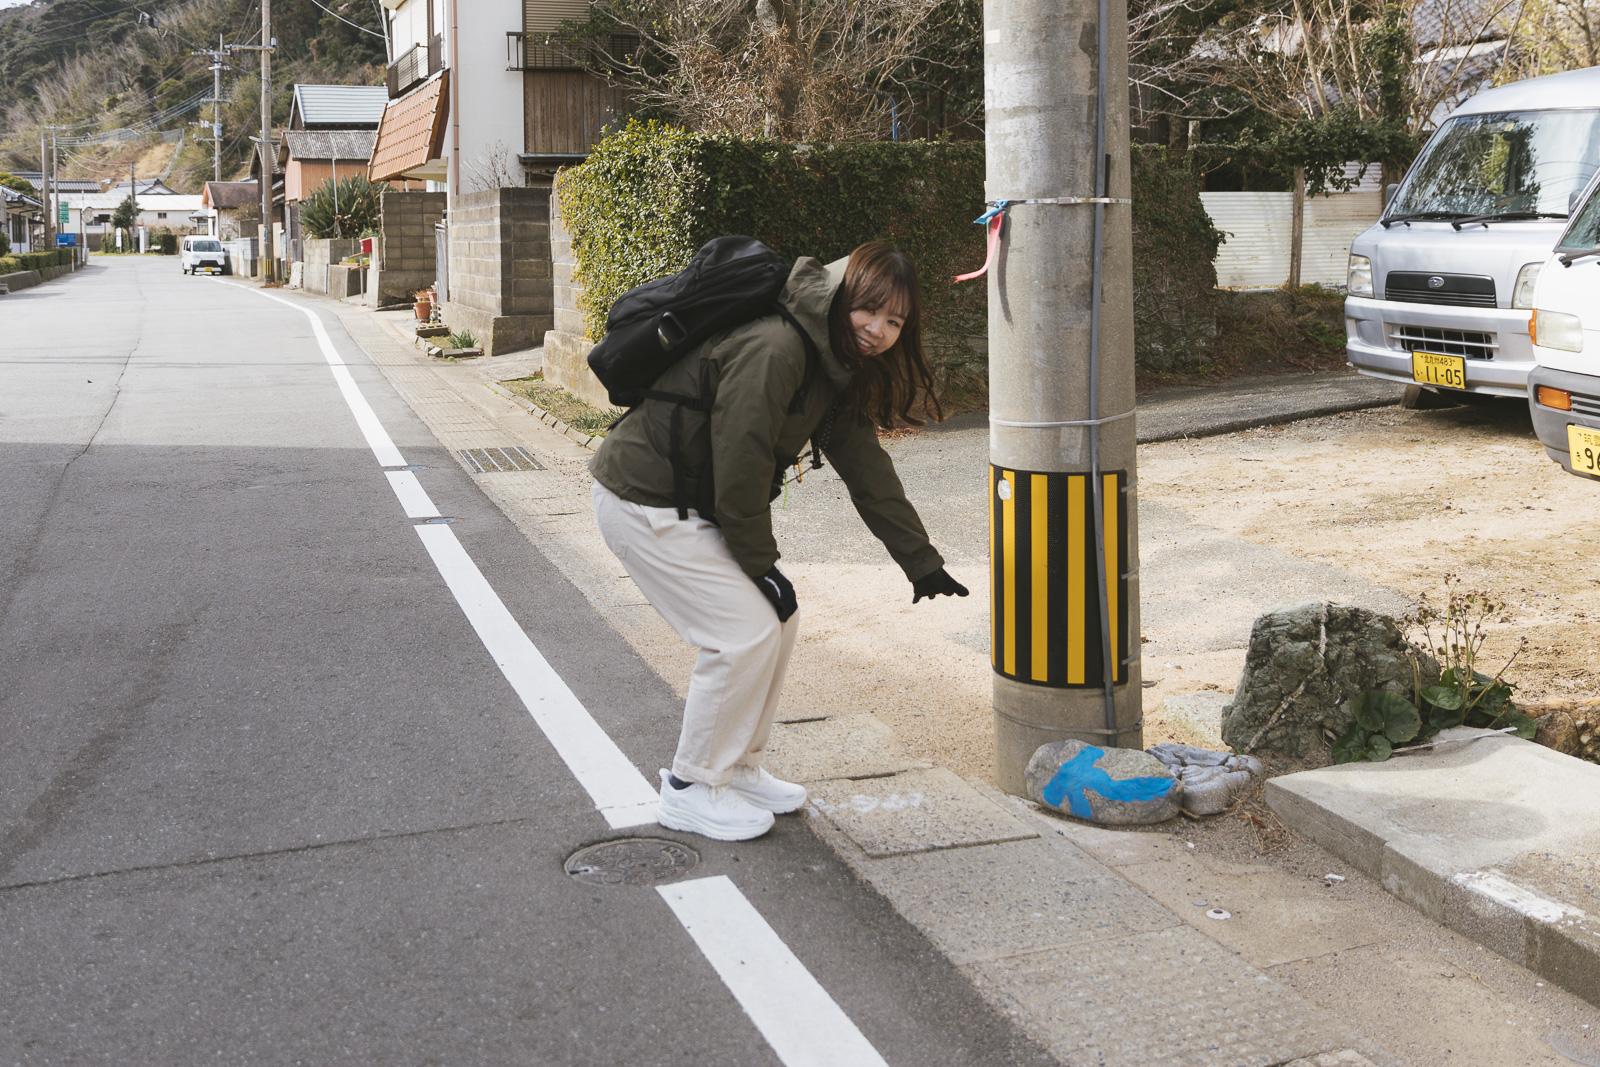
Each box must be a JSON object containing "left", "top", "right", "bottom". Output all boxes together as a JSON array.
[
  {"left": 301, "top": 238, "right": 358, "bottom": 295},
  {"left": 441, "top": 187, "right": 554, "bottom": 356},
  {"left": 542, "top": 179, "right": 610, "bottom": 409},
  {"left": 375, "top": 190, "right": 445, "bottom": 305}
]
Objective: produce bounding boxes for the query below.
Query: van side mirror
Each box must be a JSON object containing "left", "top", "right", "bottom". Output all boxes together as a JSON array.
[{"left": 1383, "top": 183, "right": 1400, "bottom": 207}]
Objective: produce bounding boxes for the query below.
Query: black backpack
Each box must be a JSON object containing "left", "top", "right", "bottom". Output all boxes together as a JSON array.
[{"left": 588, "top": 235, "right": 824, "bottom": 518}]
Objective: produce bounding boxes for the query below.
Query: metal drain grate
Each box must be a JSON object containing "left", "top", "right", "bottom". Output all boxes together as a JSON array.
[{"left": 459, "top": 446, "right": 545, "bottom": 473}]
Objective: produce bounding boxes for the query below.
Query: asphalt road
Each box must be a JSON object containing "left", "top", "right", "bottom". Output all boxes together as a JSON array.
[{"left": 0, "top": 257, "right": 1054, "bottom": 1066}]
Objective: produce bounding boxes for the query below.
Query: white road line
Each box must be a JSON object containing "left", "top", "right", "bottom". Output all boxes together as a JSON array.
[
  {"left": 234, "top": 283, "right": 889, "bottom": 1066},
  {"left": 660, "top": 877, "right": 890, "bottom": 1067},
  {"left": 226, "top": 283, "right": 405, "bottom": 467},
  {"left": 385, "top": 470, "right": 441, "bottom": 519},
  {"left": 413, "top": 521, "right": 661, "bottom": 825}
]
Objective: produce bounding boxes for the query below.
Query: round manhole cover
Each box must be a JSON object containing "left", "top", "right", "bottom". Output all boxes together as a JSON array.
[{"left": 565, "top": 837, "right": 700, "bottom": 887}]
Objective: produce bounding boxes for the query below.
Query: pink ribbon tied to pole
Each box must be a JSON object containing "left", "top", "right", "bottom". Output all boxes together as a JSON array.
[{"left": 953, "top": 201, "right": 1009, "bottom": 284}]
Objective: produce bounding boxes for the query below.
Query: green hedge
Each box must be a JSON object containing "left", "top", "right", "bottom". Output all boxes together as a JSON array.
[
  {"left": 557, "top": 121, "right": 1222, "bottom": 380},
  {"left": 1131, "top": 145, "right": 1223, "bottom": 372},
  {"left": 0, "top": 248, "right": 75, "bottom": 275}
]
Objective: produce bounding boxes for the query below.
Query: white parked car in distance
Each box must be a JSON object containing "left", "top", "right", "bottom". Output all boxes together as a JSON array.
[
  {"left": 180, "top": 235, "right": 228, "bottom": 275},
  {"left": 1527, "top": 171, "right": 1600, "bottom": 480},
  {"left": 1345, "top": 66, "right": 1600, "bottom": 399}
]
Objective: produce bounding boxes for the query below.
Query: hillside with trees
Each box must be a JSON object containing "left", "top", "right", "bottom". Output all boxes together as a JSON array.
[{"left": 0, "top": 0, "right": 387, "bottom": 192}]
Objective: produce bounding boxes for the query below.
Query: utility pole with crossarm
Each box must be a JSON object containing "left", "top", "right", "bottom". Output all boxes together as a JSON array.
[{"left": 227, "top": 4, "right": 276, "bottom": 281}]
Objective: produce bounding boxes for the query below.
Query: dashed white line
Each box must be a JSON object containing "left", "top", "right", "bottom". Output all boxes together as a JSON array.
[
  {"left": 231, "top": 283, "right": 889, "bottom": 1065},
  {"left": 660, "top": 876, "right": 889, "bottom": 1067}
]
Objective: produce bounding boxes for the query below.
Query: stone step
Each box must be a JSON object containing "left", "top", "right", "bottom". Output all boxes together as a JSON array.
[{"left": 1266, "top": 728, "right": 1600, "bottom": 1009}]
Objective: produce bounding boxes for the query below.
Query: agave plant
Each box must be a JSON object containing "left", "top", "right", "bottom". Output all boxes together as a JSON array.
[{"left": 300, "top": 176, "right": 387, "bottom": 240}]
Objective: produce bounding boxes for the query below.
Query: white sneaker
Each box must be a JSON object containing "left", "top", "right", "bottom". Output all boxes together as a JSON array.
[
  {"left": 727, "top": 765, "right": 807, "bottom": 814},
  {"left": 657, "top": 770, "right": 775, "bottom": 841}
]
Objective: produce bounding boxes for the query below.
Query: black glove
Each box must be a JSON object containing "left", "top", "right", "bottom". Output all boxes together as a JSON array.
[
  {"left": 912, "top": 567, "right": 969, "bottom": 603},
  {"left": 753, "top": 566, "right": 798, "bottom": 622}
]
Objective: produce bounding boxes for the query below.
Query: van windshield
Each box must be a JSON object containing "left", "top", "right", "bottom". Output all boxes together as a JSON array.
[
  {"left": 1559, "top": 182, "right": 1600, "bottom": 252},
  {"left": 190, "top": 240, "right": 222, "bottom": 251},
  {"left": 1387, "top": 108, "right": 1600, "bottom": 220}
]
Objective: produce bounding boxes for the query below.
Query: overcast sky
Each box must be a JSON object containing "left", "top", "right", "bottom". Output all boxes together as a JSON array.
[{"left": 0, "top": 0, "right": 34, "bottom": 9}]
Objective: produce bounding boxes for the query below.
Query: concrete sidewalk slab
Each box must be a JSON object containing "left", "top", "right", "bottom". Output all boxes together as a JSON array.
[
  {"left": 807, "top": 767, "right": 1036, "bottom": 857},
  {"left": 973, "top": 925, "right": 1377, "bottom": 1067},
  {"left": 764, "top": 713, "right": 928, "bottom": 782},
  {"left": 1266, "top": 729, "right": 1600, "bottom": 1009}
]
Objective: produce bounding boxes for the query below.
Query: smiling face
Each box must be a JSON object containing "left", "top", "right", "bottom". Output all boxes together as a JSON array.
[{"left": 849, "top": 298, "right": 907, "bottom": 359}]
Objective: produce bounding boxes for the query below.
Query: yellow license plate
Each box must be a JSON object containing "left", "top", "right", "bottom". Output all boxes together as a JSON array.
[
  {"left": 1569, "top": 425, "right": 1600, "bottom": 476},
  {"left": 1412, "top": 351, "right": 1466, "bottom": 389}
]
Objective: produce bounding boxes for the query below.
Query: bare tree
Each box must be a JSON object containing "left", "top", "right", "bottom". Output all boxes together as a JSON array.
[
  {"left": 1497, "top": 0, "right": 1600, "bottom": 82},
  {"left": 464, "top": 140, "right": 518, "bottom": 191},
  {"left": 570, "top": 0, "right": 947, "bottom": 141},
  {"left": 1203, "top": 0, "right": 1521, "bottom": 136}
]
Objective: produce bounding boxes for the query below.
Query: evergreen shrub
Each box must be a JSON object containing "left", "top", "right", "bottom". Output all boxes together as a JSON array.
[
  {"left": 1130, "top": 145, "right": 1223, "bottom": 373},
  {"left": 557, "top": 121, "right": 1224, "bottom": 385},
  {"left": 0, "top": 248, "right": 74, "bottom": 274}
]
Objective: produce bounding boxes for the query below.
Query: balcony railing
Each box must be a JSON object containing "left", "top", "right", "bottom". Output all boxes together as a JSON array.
[
  {"left": 387, "top": 34, "right": 444, "bottom": 98},
  {"left": 506, "top": 31, "right": 635, "bottom": 71}
]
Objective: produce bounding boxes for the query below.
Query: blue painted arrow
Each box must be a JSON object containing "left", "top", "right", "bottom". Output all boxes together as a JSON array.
[{"left": 1041, "top": 746, "right": 1177, "bottom": 819}]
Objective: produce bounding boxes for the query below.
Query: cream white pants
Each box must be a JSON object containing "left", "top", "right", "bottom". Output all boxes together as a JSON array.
[{"left": 592, "top": 481, "right": 799, "bottom": 786}]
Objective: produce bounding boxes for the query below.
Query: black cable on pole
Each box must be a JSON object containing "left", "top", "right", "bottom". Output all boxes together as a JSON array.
[{"left": 1087, "top": 0, "right": 1119, "bottom": 740}]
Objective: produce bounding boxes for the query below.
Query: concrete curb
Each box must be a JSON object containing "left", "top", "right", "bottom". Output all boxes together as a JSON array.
[
  {"left": 1137, "top": 392, "right": 1399, "bottom": 444},
  {"left": 485, "top": 380, "right": 599, "bottom": 452},
  {"left": 1266, "top": 731, "right": 1600, "bottom": 1010}
]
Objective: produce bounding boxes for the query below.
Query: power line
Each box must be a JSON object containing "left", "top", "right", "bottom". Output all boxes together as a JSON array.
[{"left": 307, "top": 0, "right": 385, "bottom": 40}]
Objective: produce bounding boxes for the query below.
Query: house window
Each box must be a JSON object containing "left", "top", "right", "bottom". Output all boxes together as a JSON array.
[{"left": 157, "top": 212, "right": 168, "bottom": 219}]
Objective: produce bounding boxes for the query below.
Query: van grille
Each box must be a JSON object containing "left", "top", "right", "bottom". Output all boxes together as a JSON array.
[
  {"left": 1572, "top": 392, "right": 1600, "bottom": 419},
  {"left": 1385, "top": 272, "right": 1497, "bottom": 308},
  {"left": 1388, "top": 324, "right": 1498, "bottom": 360}
]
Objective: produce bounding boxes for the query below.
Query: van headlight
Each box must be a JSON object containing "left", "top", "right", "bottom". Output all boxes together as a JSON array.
[
  {"left": 1532, "top": 309, "right": 1584, "bottom": 352},
  {"left": 1347, "top": 254, "right": 1374, "bottom": 297},
  {"left": 1512, "top": 262, "right": 1543, "bottom": 308}
]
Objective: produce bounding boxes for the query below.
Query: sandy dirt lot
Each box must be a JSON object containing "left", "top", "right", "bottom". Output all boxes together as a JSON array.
[
  {"left": 774, "top": 397, "right": 1600, "bottom": 783},
  {"left": 524, "top": 387, "right": 1599, "bottom": 787}
]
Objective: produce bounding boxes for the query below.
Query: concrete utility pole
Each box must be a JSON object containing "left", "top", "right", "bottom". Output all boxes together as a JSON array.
[
  {"left": 130, "top": 161, "right": 138, "bottom": 252},
  {"left": 986, "top": 0, "right": 1142, "bottom": 795},
  {"left": 40, "top": 129, "right": 53, "bottom": 247},
  {"left": 192, "top": 38, "right": 227, "bottom": 184},
  {"left": 260, "top": 0, "right": 275, "bottom": 282}
]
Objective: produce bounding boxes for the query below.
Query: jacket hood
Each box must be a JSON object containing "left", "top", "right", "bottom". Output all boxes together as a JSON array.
[{"left": 778, "top": 255, "right": 854, "bottom": 389}]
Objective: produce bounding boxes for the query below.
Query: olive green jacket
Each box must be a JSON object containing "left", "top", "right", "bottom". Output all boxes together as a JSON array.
[{"left": 591, "top": 255, "right": 943, "bottom": 581}]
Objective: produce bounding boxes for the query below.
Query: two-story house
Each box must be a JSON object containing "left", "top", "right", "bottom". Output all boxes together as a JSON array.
[{"left": 369, "top": 1, "right": 625, "bottom": 290}]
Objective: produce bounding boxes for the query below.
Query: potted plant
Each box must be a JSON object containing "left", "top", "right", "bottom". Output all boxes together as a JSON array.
[{"left": 414, "top": 288, "right": 433, "bottom": 321}]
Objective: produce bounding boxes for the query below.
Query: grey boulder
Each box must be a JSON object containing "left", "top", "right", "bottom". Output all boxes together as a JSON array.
[
  {"left": 1025, "top": 740, "right": 1182, "bottom": 825},
  {"left": 1220, "top": 602, "right": 1436, "bottom": 764}
]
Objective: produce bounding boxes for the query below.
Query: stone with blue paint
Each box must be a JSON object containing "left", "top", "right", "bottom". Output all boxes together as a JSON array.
[{"left": 1025, "top": 740, "right": 1183, "bottom": 825}]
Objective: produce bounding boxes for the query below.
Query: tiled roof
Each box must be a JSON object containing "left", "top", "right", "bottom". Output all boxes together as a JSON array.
[
  {"left": 283, "top": 129, "right": 378, "bottom": 161},
  {"left": 291, "top": 84, "right": 388, "bottom": 128},
  {"left": 369, "top": 73, "right": 449, "bottom": 182},
  {"left": 203, "top": 180, "right": 259, "bottom": 209}
]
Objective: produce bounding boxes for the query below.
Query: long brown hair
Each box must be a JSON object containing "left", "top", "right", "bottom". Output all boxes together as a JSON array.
[{"left": 827, "top": 242, "right": 943, "bottom": 429}]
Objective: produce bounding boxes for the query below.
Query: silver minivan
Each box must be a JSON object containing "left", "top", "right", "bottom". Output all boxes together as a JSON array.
[{"left": 1345, "top": 66, "right": 1600, "bottom": 398}]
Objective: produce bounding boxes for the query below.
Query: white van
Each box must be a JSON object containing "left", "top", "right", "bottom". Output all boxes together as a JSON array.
[
  {"left": 1345, "top": 66, "right": 1600, "bottom": 398},
  {"left": 1527, "top": 170, "right": 1600, "bottom": 479},
  {"left": 180, "top": 235, "right": 228, "bottom": 275}
]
